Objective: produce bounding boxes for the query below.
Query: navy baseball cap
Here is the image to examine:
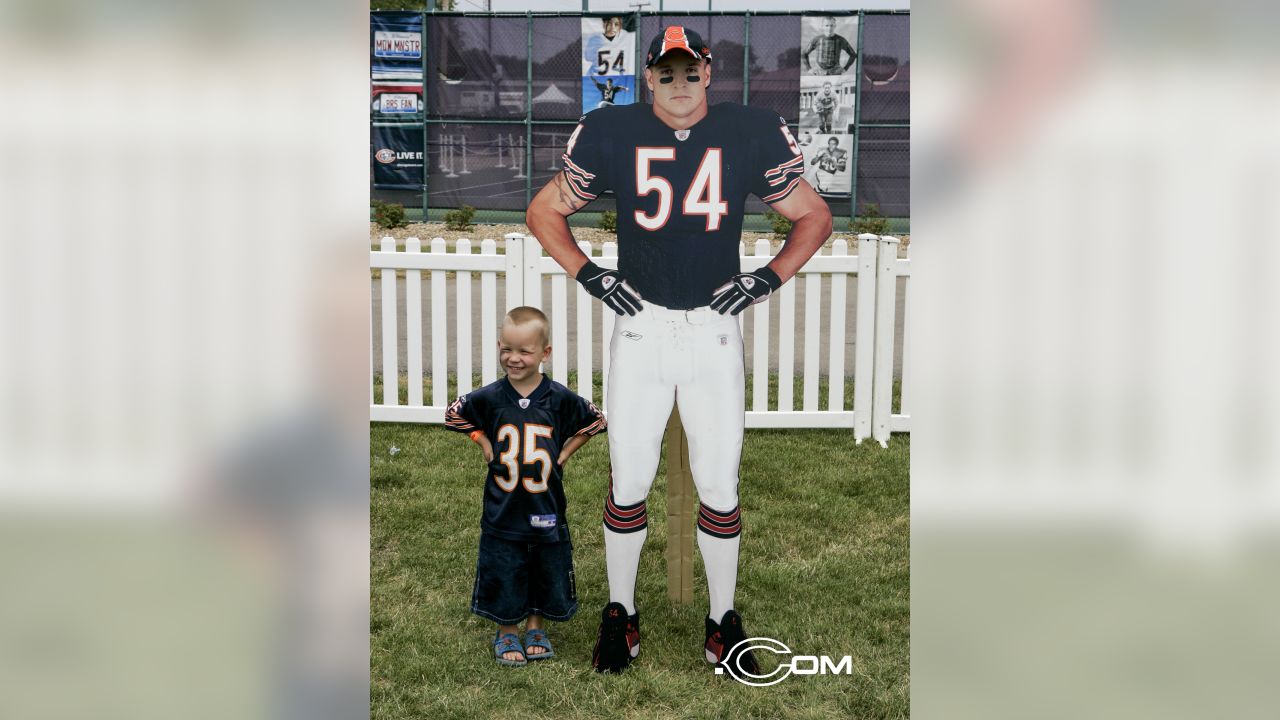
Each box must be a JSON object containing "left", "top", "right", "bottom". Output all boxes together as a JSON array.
[{"left": 645, "top": 26, "right": 712, "bottom": 68}]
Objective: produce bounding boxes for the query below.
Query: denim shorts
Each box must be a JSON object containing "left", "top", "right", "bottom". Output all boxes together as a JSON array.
[{"left": 470, "top": 532, "right": 578, "bottom": 624}]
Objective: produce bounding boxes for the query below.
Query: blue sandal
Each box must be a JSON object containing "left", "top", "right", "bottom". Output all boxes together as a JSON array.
[
  {"left": 494, "top": 631, "right": 527, "bottom": 667},
  {"left": 523, "top": 629, "right": 555, "bottom": 660}
]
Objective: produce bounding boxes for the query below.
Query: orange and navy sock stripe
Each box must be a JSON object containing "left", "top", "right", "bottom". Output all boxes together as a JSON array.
[
  {"left": 603, "top": 492, "right": 647, "bottom": 534},
  {"left": 697, "top": 503, "right": 741, "bottom": 539}
]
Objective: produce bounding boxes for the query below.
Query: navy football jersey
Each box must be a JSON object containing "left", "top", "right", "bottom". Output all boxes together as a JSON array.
[
  {"left": 560, "top": 102, "right": 806, "bottom": 309},
  {"left": 445, "top": 376, "right": 605, "bottom": 542}
]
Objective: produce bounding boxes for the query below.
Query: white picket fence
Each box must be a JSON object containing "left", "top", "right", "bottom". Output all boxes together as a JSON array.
[{"left": 370, "top": 232, "right": 911, "bottom": 446}]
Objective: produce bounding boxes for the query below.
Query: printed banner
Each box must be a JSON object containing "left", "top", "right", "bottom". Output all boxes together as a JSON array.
[
  {"left": 799, "top": 15, "right": 858, "bottom": 196},
  {"left": 581, "top": 15, "right": 637, "bottom": 111},
  {"left": 373, "top": 31, "right": 421, "bottom": 60},
  {"left": 372, "top": 83, "right": 422, "bottom": 115},
  {"left": 372, "top": 12, "right": 423, "bottom": 116},
  {"left": 371, "top": 125, "right": 424, "bottom": 189},
  {"left": 797, "top": 132, "right": 852, "bottom": 196},
  {"left": 581, "top": 75, "right": 635, "bottom": 114}
]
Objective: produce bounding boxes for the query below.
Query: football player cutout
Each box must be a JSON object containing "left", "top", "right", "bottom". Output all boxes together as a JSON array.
[{"left": 526, "top": 26, "right": 832, "bottom": 675}]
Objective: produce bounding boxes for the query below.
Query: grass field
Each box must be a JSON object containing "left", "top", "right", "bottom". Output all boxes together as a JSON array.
[{"left": 371, "top": 416, "right": 909, "bottom": 719}]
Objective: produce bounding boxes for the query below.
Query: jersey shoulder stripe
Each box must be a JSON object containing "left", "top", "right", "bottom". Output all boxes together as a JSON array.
[
  {"left": 761, "top": 176, "right": 802, "bottom": 203},
  {"left": 765, "top": 154, "right": 804, "bottom": 178},
  {"left": 561, "top": 155, "right": 598, "bottom": 199},
  {"left": 562, "top": 167, "right": 597, "bottom": 201},
  {"left": 762, "top": 157, "right": 803, "bottom": 185},
  {"left": 767, "top": 166, "right": 804, "bottom": 188},
  {"left": 562, "top": 155, "right": 596, "bottom": 180}
]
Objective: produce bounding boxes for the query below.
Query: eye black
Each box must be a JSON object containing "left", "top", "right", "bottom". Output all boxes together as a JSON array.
[{"left": 659, "top": 76, "right": 673, "bottom": 84}]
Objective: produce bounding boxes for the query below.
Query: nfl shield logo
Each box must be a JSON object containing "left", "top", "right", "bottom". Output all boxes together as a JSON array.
[
  {"left": 519, "top": 399, "right": 530, "bottom": 409},
  {"left": 675, "top": 129, "right": 690, "bottom": 141}
]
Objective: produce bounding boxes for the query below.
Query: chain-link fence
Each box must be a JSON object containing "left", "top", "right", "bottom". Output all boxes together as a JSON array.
[{"left": 371, "top": 10, "right": 909, "bottom": 232}]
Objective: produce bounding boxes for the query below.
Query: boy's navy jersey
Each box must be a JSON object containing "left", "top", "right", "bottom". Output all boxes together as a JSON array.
[
  {"left": 445, "top": 376, "right": 606, "bottom": 543},
  {"left": 561, "top": 102, "right": 807, "bottom": 309}
]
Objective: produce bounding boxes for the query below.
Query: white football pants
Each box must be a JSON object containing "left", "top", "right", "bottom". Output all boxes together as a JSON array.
[{"left": 605, "top": 304, "right": 745, "bottom": 511}]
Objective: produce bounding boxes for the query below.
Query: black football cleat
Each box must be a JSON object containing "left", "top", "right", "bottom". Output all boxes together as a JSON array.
[
  {"left": 592, "top": 602, "right": 640, "bottom": 673},
  {"left": 705, "top": 609, "right": 759, "bottom": 676}
]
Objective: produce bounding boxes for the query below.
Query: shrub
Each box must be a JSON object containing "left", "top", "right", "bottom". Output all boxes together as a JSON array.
[
  {"left": 850, "top": 203, "right": 890, "bottom": 236},
  {"left": 444, "top": 204, "right": 476, "bottom": 231},
  {"left": 371, "top": 200, "right": 407, "bottom": 229},
  {"left": 765, "top": 209, "right": 793, "bottom": 238},
  {"left": 598, "top": 210, "right": 617, "bottom": 233}
]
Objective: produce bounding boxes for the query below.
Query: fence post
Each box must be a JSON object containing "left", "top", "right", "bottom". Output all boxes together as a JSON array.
[
  {"left": 828, "top": 237, "right": 849, "bottom": 411},
  {"left": 523, "top": 232, "right": 543, "bottom": 310},
  {"left": 850, "top": 10, "right": 866, "bottom": 227},
  {"left": 872, "top": 236, "right": 900, "bottom": 447},
  {"left": 421, "top": 11, "right": 429, "bottom": 222},
  {"left": 406, "top": 238, "right": 424, "bottom": 407},
  {"left": 380, "top": 237, "right": 399, "bottom": 407},
  {"left": 853, "top": 233, "right": 879, "bottom": 442},
  {"left": 481, "top": 238, "right": 499, "bottom": 385},
  {"left": 455, "top": 238, "right": 473, "bottom": 396},
  {"left": 525, "top": 12, "right": 534, "bottom": 207},
  {"left": 575, "top": 240, "right": 595, "bottom": 403},
  {"left": 504, "top": 233, "right": 524, "bottom": 313},
  {"left": 430, "top": 237, "right": 448, "bottom": 408},
  {"left": 897, "top": 254, "right": 911, "bottom": 427}
]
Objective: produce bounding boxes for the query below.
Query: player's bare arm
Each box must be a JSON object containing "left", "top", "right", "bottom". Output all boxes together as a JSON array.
[
  {"left": 526, "top": 172, "right": 592, "bottom": 277},
  {"left": 710, "top": 178, "right": 831, "bottom": 315},
  {"left": 761, "top": 178, "right": 833, "bottom": 283},
  {"left": 528, "top": 172, "right": 644, "bottom": 316}
]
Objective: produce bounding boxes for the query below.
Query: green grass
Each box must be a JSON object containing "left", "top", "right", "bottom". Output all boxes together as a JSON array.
[{"left": 371, "top": 418, "right": 909, "bottom": 718}]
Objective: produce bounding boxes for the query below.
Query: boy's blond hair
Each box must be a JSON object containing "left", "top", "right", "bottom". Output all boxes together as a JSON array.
[{"left": 502, "top": 306, "right": 551, "bottom": 347}]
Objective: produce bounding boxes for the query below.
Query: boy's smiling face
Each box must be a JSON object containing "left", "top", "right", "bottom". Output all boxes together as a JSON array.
[{"left": 499, "top": 321, "right": 550, "bottom": 383}]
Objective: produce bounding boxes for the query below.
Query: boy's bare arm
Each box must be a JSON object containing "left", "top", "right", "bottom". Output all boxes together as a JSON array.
[
  {"left": 469, "top": 431, "right": 494, "bottom": 462},
  {"left": 558, "top": 434, "right": 591, "bottom": 466}
]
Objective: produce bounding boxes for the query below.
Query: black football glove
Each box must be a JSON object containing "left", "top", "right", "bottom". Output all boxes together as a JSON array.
[
  {"left": 710, "top": 267, "right": 783, "bottom": 316},
  {"left": 576, "top": 259, "right": 643, "bottom": 316}
]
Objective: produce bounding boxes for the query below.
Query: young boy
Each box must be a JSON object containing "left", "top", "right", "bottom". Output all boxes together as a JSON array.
[{"left": 444, "top": 306, "right": 606, "bottom": 666}]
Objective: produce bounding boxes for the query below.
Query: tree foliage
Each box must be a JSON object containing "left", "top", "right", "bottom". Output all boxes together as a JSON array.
[{"left": 370, "top": 0, "right": 453, "bottom": 11}]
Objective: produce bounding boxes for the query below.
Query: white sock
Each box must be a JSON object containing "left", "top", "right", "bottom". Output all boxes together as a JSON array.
[
  {"left": 603, "top": 494, "right": 648, "bottom": 615},
  {"left": 697, "top": 503, "right": 742, "bottom": 621}
]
